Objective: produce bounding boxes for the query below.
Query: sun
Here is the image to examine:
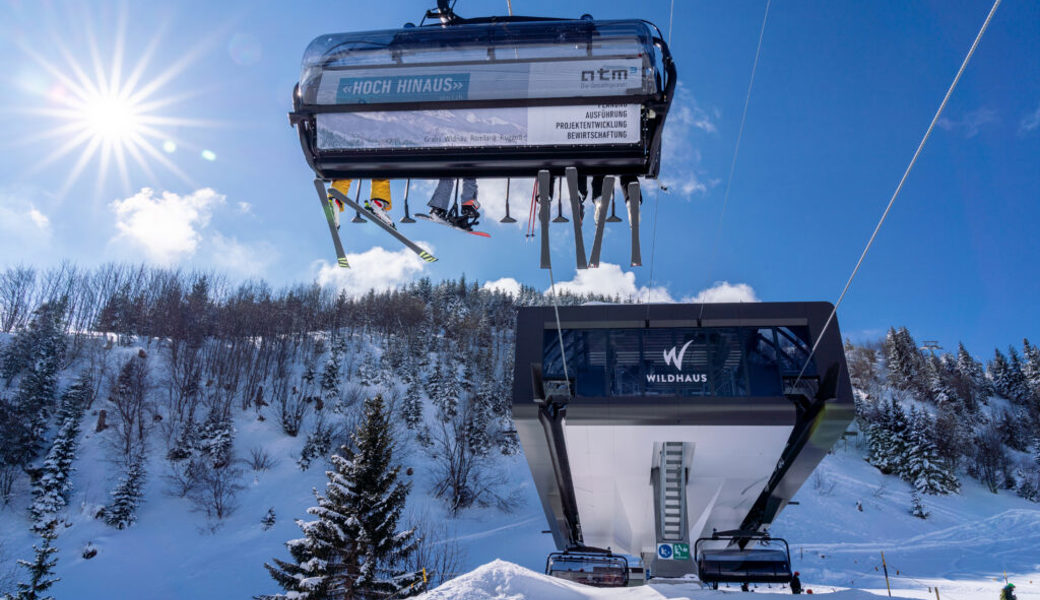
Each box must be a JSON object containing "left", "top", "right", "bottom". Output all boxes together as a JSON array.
[
  {"left": 14, "top": 6, "right": 216, "bottom": 196},
  {"left": 81, "top": 92, "right": 141, "bottom": 142}
]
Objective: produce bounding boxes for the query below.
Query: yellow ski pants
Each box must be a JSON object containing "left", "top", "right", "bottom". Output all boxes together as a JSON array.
[{"left": 330, "top": 179, "right": 392, "bottom": 210}]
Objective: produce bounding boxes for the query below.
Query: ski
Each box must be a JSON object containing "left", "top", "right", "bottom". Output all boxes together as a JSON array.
[
  {"left": 588, "top": 176, "right": 614, "bottom": 268},
  {"left": 313, "top": 179, "right": 350, "bottom": 268},
  {"left": 414, "top": 213, "right": 491, "bottom": 238},
  {"left": 326, "top": 185, "right": 438, "bottom": 264},
  {"left": 565, "top": 167, "right": 588, "bottom": 270}
]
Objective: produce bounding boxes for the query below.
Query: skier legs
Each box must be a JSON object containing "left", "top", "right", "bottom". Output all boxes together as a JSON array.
[
  {"left": 459, "top": 177, "right": 480, "bottom": 229},
  {"left": 427, "top": 178, "right": 455, "bottom": 213},
  {"left": 369, "top": 179, "right": 392, "bottom": 210},
  {"left": 363, "top": 179, "right": 395, "bottom": 229},
  {"left": 329, "top": 179, "right": 354, "bottom": 228},
  {"left": 427, "top": 178, "right": 480, "bottom": 231}
]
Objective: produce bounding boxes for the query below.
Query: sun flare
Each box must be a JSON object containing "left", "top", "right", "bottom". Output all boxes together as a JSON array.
[
  {"left": 82, "top": 92, "right": 141, "bottom": 142},
  {"left": 15, "top": 7, "right": 216, "bottom": 195}
]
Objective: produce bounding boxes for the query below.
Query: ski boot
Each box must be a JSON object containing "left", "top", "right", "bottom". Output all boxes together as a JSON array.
[
  {"left": 364, "top": 197, "right": 396, "bottom": 230},
  {"left": 456, "top": 199, "right": 481, "bottom": 231}
]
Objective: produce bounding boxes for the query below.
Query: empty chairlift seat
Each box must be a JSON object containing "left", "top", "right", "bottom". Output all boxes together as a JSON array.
[{"left": 290, "top": 18, "right": 676, "bottom": 179}]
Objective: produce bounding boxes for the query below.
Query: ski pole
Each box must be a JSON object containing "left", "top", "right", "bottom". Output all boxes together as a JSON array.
[
  {"left": 881, "top": 551, "right": 891, "bottom": 597},
  {"left": 501, "top": 177, "right": 516, "bottom": 223},
  {"left": 351, "top": 181, "right": 365, "bottom": 223},
  {"left": 401, "top": 178, "right": 415, "bottom": 223}
]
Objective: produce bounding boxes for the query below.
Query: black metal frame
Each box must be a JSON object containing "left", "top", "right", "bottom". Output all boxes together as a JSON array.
[
  {"left": 694, "top": 531, "right": 793, "bottom": 586},
  {"left": 513, "top": 302, "right": 855, "bottom": 562},
  {"left": 289, "top": 10, "right": 676, "bottom": 180}
]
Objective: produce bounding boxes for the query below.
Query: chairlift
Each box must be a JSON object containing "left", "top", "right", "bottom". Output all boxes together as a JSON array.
[
  {"left": 290, "top": 1, "right": 676, "bottom": 270},
  {"left": 695, "top": 531, "right": 793, "bottom": 589},
  {"left": 545, "top": 549, "right": 629, "bottom": 587}
]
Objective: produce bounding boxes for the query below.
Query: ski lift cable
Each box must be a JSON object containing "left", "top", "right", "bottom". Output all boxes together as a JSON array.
[
  {"left": 793, "top": 0, "right": 1002, "bottom": 387},
  {"left": 697, "top": 0, "right": 771, "bottom": 323},
  {"left": 667, "top": 0, "right": 675, "bottom": 44},
  {"left": 548, "top": 265, "right": 571, "bottom": 385},
  {"left": 644, "top": 0, "right": 676, "bottom": 310}
]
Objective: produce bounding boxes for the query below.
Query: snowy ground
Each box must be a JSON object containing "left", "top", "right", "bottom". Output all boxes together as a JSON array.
[
  {"left": 1, "top": 341, "right": 1038, "bottom": 598},
  {"left": 414, "top": 440, "right": 1040, "bottom": 600}
]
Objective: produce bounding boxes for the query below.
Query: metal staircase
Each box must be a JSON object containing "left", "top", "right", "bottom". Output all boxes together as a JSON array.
[{"left": 660, "top": 442, "right": 686, "bottom": 540}]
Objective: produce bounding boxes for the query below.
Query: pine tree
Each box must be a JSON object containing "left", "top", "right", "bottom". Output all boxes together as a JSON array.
[
  {"left": 954, "top": 342, "right": 985, "bottom": 411},
  {"left": 433, "top": 362, "right": 460, "bottom": 421},
  {"left": 319, "top": 334, "right": 346, "bottom": 404},
  {"left": 261, "top": 395, "right": 421, "bottom": 600},
  {"left": 1007, "top": 347, "right": 1031, "bottom": 404},
  {"left": 884, "top": 327, "right": 920, "bottom": 391},
  {"left": 355, "top": 352, "right": 378, "bottom": 389},
  {"left": 7, "top": 300, "right": 69, "bottom": 468},
  {"left": 924, "top": 355, "right": 956, "bottom": 408},
  {"left": 866, "top": 421, "right": 896, "bottom": 474},
  {"left": 261, "top": 507, "right": 277, "bottom": 531},
  {"left": 902, "top": 408, "right": 959, "bottom": 495},
  {"left": 989, "top": 348, "right": 1013, "bottom": 400},
  {"left": 910, "top": 489, "right": 929, "bottom": 519},
  {"left": 104, "top": 455, "right": 146, "bottom": 530},
  {"left": 11, "top": 524, "right": 60, "bottom": 600},
  {"left": 402, "top": 380, "right": 424, "bottom": 430},
  {"left": 1022, "top": 338, "right": 1040, "bottom": 400}
]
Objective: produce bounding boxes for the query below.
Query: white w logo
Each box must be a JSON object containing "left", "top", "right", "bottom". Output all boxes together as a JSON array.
[{"left": 662, "top": 340, "right": 694, "bottom": 371}]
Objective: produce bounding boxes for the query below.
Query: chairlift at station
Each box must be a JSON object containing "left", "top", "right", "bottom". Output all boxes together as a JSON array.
[
  {"left": 695, "top": 531, "right": 793, "bottom": 589},
  {"left": 289, "top": 0, "right": 677, "bottom": 270},
  {"left": 545, "top": 549, "right": 630, "bottom": 587}
]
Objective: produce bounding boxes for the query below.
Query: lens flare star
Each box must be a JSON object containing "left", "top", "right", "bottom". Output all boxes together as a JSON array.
[{"left": 13, "top": 5, "right": 217, "bottom": 196}]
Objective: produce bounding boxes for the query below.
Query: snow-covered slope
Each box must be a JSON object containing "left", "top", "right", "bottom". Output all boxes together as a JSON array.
[
  {"left": 414, "top": 559, "right": 926, "bottom": 600},
  {"left": 2, "top": 331, "right": 1038, "bottom": 600}
]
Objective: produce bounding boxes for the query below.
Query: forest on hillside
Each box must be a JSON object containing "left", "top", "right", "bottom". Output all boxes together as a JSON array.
[
  {"left": 0, "top": 263, "right": 618, "bottom": 597},
  {"left": 1, "top": 263, "right": 1039, "bottom": 596}
]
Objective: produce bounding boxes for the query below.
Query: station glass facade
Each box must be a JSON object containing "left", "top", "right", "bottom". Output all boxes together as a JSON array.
[{"left": 541, "top": 326, "right": 816, "bottom": 398}]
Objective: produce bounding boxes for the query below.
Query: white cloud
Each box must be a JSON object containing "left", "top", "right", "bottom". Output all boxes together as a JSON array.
[
  {"left": 658, "top": 84, "right": 717, "bottom": 198},
  {"left": 682, "top": 281, "right": 759, "bottom": 303},
  {"left": 28, "top": 208, "right": 50, "bottom": 230},
  {"left": 315, "top": 245, "right": 430, "bottom": 296},
  {"left": 237, "top": 201, "right": 253, "bottom": 214},
  {"left": 207, "top": 233, "right": 278, "bottom": 278},
  {"left": 1019, "top": 102, "right": 1040, "bottom": 135},
  {"left": 549, "top": 263, "right": 674, "bottom": 302},
  {"left": 937, "top": 107, "right": 998, "bottom": 138},
  {"left": 471, "top": 178, "right": 537, "bottom": 227},
  {"left": 109, "top": 187, "right": 225, "bottom": 264},
  {"left": 483, "top": 277, "right": 522, "bottom": 297},
  {"left": 0, "top": 191, "right": 52, "bottom": 258}
]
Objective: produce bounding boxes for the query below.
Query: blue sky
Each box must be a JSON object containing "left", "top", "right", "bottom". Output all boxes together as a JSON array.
[{"left": 0, "top": 0, "right": 1037, "bottom": 357}]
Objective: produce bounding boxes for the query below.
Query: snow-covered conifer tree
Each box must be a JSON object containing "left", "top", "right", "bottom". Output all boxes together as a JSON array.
[
  {"left": 319, "top": 334, "right": 346, "bottom": 404},
  {"left": 261, "top": 395, "right": 421, "bottom": 599},
  {"left": 1022, "top": 339, "right": 1040, "bottom": 400},
  {"left": 10, "top": 525, "right": 59, "bottom": 600},
  {"left": 1006, "top": 347, "right": 1031, "bottom": 404},
  {"left": 402, "top": 379, "right": 424, "bottom": 431},
  {"left": 955, "top": 342, "right": 986, "bottom": 410},
  {"left": 27, "top": 372, "right": 90, "bottom": 532},
  {"left": 261, "top": 507, "right": 277, "bottom": 531},
  {"left": 902, "top": 407, "right": 959, "bottom": 495},
  {"left": 910, "top": 489, "right": 929, "bottom": 519},
  {"left": 989, "top": 348, "right": 1013, "bottom": 401},
  {"left": 104, "top": 455, "right": 146, "bottom": 530}
]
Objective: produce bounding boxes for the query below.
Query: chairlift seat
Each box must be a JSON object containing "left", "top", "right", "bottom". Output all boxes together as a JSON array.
[{"left": 290, "top": 18, "right": 675, "bottom": 180}]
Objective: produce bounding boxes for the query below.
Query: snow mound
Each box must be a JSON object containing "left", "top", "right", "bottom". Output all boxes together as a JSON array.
[
  {"left": 416, "top": 560, "right": 921, "bottom": 600},
  {"left": 417, "top": 559, "right": 592, "bottom": 599}
]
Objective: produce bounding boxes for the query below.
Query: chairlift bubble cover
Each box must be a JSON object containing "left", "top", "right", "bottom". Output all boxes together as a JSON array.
[{"left": 291, "top": 19, "right": 675, "bottom": 179}]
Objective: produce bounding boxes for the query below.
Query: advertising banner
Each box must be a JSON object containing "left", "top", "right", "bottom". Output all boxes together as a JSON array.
[
  {"left": 316, "top": 104, "right": 640, "bottom": 150},
  {"left": 315, "top": 58, "right": 647, "bottom": 105}
]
